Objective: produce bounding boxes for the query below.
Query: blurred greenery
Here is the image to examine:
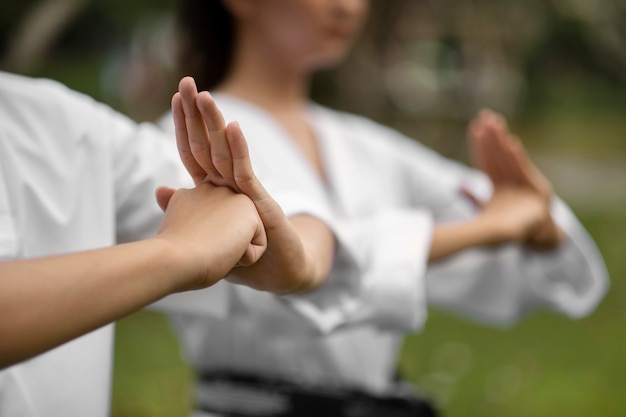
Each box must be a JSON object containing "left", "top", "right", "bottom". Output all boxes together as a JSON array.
[
  {"left": 112, "top": 311, "right": 194, "bottom": 417},
  {"left": 1, "top": 1, "right": 624, "bottom": 416}
]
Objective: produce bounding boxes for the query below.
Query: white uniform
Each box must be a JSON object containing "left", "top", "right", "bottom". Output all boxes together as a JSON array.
[
  {"left": 157, "top": 93, "right": 609, "bottom": 395},
  {"left": 0, "top": 72, "right": 187, "bottom": 417}
]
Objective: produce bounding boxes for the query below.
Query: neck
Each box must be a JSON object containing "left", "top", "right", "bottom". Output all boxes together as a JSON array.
[{"left": 215, "top": 32, "right": 312, "bottom": 114}]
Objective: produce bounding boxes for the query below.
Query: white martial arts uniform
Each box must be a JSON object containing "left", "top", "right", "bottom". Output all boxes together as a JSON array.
[
  {"left": 157, "top": 93, "right": 609, "bottom": 397},
  {"left": 0, "top": 72, "right": 187, "bottom": 417}
]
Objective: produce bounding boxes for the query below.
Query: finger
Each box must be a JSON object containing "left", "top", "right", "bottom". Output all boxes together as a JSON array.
[
  {"left": 178, "top": 77, "right": 222, "bottom": 180},
  {"left": 172, "top": 93, "right": 207, "bottom": 184},
  {"left": 155, "top": 186, "right": 177, "bottom": 212},
  {"left": 489, "top": 114, "right": 525, "bottom": 184},
  {"left": 237, "top": 220, "right": 268, "bottom": 267},
  {"left": 467, "top": 118, "right": 487, "bottom": 170},
  {"left": 477, "top": 109, "right": 523, "bottom": 185},
  {"left": 458, "top": 185, "right": 484, "bottom": 209},
  {"left": 482, "top": 114, "right": 513, "bottom": 184},
  {"left": 471, "top": 115, "right": 505, "bottom": 183},
  {"left": 226, "top": 122, "right": 285, "bottom": 225},
  {"left": 197, "top": 91, "right": 235, "bottom": 189},
  {"left": 509, "top": 135, "right": 553, "bottom": 199},
  {"left": 500, "top": 134, "right": 526, "bottom": 184},
  {"left": 509, "top": 135, "right": 533, "bottom": 173},
  {"left": 495, "top": 117, "right": 535, "bottom": 186}
]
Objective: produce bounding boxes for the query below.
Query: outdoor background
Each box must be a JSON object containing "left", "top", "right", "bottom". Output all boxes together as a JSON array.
[{"left": 1, "top": 0, "right": 625, "bottom": 416}]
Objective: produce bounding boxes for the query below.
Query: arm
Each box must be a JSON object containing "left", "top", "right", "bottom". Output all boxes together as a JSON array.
[
  {"left": 300, "top": 109, "right": 606, "bottom": 331},
  {"left": 425, "top": 110, "right": 607, "bottom": 324},
  {"left": 466, "top": 109, "right": 565, "bottom": 249},
  {"left": 0, "top": 182, "right": 265, "bottom": 368},
  {"left": 174, "top": 77, "right": 335, "bottom": 294},
  {"left": 428, "top": 110, "right": 556, "bottom": 262},
  {"left": 429, "top": 190, "right": 541, "bottom": 262}
]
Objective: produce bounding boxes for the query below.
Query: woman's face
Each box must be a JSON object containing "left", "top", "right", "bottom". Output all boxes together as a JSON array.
[{"left": 238, "top": 0, "right": 369, "bottom": 71}]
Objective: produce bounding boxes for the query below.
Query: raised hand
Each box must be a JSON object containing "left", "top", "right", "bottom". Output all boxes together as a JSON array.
[
  {"left": 470, "top": 110, "right": 553, "bottom": 200},
  {"left": 172, "top": 77, "right": 334, "bottom": 294},
  {"left": 171, "top": 77, "right": 266, "bottom": 268},
  {"left": 173, "top": 77, "right": 235, "bottom": 189},
  {"left": 465, "top": 110, "right": 564, "bottom": 249}
]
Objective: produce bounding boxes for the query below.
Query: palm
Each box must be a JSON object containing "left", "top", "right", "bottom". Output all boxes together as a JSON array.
[{"left": 467, "top": 110, "right": 563, "bottom": 249}]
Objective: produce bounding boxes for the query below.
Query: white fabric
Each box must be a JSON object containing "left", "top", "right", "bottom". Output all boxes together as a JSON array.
[
  {"left": 0, "top": 72, "right": 187, "bottom": 417},
  {"left": 157, "top": 94, "right": 609, "bottom": 395}
]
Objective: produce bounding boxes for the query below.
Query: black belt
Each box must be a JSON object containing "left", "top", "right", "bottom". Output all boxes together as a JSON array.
[{"left": 196, "top": 371, "right": 437, "bottom": 417}]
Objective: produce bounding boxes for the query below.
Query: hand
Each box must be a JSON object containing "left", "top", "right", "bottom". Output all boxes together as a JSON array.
[
  {"left": 470, "top": 110, "right": 553, "bottom": 199},
  {"left": 169, "top": 77, "right": 269, "bottom": 269},
  {"left": 172, "top": 77, "right": 333, "bottom": 294},
  {"left": 473, "top": 186, "right": 547, "bottom": 245},
  {"left": 464, "top": 109, "right": 564, "bottom": 249},
  {"left": 155, "top": 183, "right": 265, "bottom": 290}
]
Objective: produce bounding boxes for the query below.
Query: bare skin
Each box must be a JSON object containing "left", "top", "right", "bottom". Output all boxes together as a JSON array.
[{"left": 465, "top": 109, "right": 565, "bottom": 250}]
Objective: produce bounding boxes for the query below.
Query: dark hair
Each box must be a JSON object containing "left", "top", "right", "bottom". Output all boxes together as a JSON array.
[{"left": 177, "top": 0, "right": 234, "bottom": 92}]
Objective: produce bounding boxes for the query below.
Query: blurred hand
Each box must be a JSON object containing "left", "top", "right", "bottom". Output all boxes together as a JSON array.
[{"left": 464, "top": 109, "right": 565, "bottom": 249}]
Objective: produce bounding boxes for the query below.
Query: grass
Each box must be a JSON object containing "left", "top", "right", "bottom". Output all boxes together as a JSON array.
[{"left": 111, "top": 311, "right": 194, "bottom": 417}]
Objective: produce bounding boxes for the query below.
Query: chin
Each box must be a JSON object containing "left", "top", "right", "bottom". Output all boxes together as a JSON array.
[{"left": 307, "top": 49, "right": 350, "bottom": 71}]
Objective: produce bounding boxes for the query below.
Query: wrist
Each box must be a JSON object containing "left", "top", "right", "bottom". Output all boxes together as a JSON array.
[
  {"left": 526, "top": 218, "right": 566, "bottom": 251},
  {"left": 430, "top": 217, "right": 511, "bottom": 262},
  {"left": 149, "top": 236, "right": 216, "bottom": 293},
  {"left": 472, "top": 214, "right": 518, "bottom": 246}
]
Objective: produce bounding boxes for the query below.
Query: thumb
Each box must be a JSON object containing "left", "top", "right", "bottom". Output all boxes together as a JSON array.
[
  {"left": 459, "top": 184, "right": 484, "bottom": 209},
  {"left": 155, "top": 186, "right": 177, "bottom": 212}
]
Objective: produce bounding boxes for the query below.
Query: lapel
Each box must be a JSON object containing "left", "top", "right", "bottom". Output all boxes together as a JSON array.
[{"left": 309, "top": 105, "right": 366, "bottom": 219}]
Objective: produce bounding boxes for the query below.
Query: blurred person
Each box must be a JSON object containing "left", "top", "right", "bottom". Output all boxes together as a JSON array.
[
  {"left": 156, "top": 1, "right": 610, "bottom": 416},
  {"left": 0, "top": 71, "right": 330, "bottom": 416}
]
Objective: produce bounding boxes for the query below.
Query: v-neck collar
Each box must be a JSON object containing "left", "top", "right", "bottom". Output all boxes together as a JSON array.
[
  {"left": 212, "top": 93, "right": 362, "bottom": 217},
  {"left": 213, "top": 92, "right": 331, "bottom": 185}
]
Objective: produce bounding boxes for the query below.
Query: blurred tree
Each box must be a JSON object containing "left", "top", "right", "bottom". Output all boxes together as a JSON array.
[
  {"left": 2, "top": 0, "right": 623, "bottom": 124},
  {"left": 2, "top": 0, "right": 89, "bottom": 73}
]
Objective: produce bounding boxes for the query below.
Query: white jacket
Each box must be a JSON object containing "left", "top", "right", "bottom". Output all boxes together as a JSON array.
[
  {"left": 157, "top": 93, "right": 609, "bottom": 394},
  {"left": 0, "top": 72, "right": 186, "bottom": 417}
]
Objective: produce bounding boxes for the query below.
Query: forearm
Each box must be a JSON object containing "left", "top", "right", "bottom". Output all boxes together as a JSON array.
[
  {"left": 289, "top": 215, "right": 336, "bottom": 293},
  {"left": 429, "top": 217, "right": 506, "bottom": 262},
  {"left": 0, "top": 238, "right": 200, "bottom": 367}
]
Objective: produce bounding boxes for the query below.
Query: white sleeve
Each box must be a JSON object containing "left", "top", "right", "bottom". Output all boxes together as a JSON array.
[
  {"left": 110, "top": 117, "right": 189, "bottom": 243},
  {"left": 386, "top": 131, "right": 610, "bottom": 325},
  {"left": 424, "top": 196, "right": 609, "bottom": 325},
  {"left": 213, "top": 208, "right": 433, "bottom": 337},
  {"left": 282, "top": 209, "right": 433, "bottom": 334},
  {"left": 341, "top": 118, "right": 609, "bottom": 326}
]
